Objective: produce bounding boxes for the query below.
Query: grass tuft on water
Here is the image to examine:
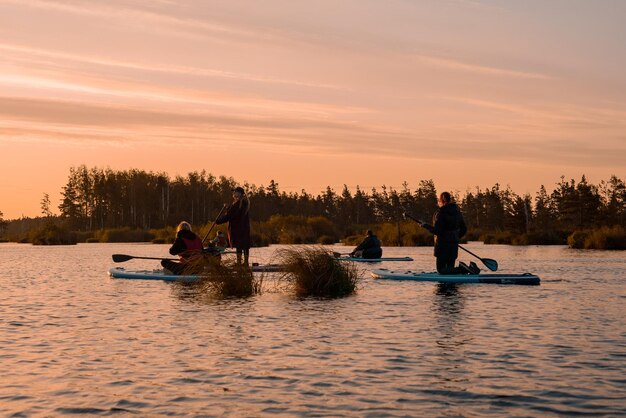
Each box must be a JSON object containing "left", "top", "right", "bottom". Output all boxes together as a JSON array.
[
  {"left": 275, "top": 246, "right": 360, "bottom": 297},
  {"left": 183, "top": 253, "right": 261, "bottom": 297}
]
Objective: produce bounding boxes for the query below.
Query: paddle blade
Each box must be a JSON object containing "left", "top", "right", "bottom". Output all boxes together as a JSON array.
[
  {"left": 112, "top": 254, "right": 133, "bottom": 263},
  {"left": 482, "top": 258, "right": 498, "bottom": 271}
]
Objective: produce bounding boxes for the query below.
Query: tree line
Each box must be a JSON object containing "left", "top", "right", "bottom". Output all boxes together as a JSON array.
[
  {"left": 55, "top": 166, "right": 625, "bottom": 232},
  {"left": 1, "top": 165, "right": 624, "bottom": 246}
]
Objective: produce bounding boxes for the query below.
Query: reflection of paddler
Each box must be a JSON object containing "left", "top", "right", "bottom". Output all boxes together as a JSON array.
[
  {"left": 211, "top": 231, "right": 229, "bottom": 249},
  {"left": 216, "top": 186, "right": 251, "bottom": 265},
  {"left": 161, "top": 221, "right": 203, "bottom": 275}
]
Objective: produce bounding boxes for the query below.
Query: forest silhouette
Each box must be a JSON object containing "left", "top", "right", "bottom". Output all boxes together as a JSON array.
[{"left": 1, "top": 165, "right": 624, "bottom": 249}]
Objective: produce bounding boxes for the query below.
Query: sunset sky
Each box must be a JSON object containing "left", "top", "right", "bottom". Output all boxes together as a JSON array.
[{"left": 1, "top": 0, "right": 625, "bottom": 219}]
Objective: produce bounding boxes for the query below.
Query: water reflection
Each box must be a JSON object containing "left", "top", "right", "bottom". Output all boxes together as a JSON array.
[
  {"left": 168, "top": 281, "right": 251, "bottom": 305},
  {"left": 0, "top": 243, "right": 625, "bottom": 416},
  {"left": 432, "top": 283, "right": 465, "bottom": 332},
  {"left": 431, "top": 283, "right": 472, "bottom": 387}
]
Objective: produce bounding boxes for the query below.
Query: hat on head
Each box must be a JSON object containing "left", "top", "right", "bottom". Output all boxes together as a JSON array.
[{"left": 232, "top": 186, "right": 245, "bottom": 194}]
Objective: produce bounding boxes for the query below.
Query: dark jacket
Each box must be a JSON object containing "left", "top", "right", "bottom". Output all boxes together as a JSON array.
[
  {"left": 354, "top": 234, "right": 383, "bottom": 259},
  {"left": 216, "top": 198, "right": 251, "bottom": 250},
  {"left": 422, "top": 203, "right": 467, "bottom": 259},
  {"left": 169, "top": 229, "right": 203, "bottom": 260}
]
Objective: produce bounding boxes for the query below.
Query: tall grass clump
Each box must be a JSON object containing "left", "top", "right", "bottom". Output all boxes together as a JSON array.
[
  {"left": 275, "top": 247, "right": 360, "bottom": 297},
  {"left": 183, "top": 253, "right": 261, "bottom": 297}
]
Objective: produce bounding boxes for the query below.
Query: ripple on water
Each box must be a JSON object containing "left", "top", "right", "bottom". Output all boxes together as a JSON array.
[{"left": 0, "top": 243, "right": 625, "bottom": 416}]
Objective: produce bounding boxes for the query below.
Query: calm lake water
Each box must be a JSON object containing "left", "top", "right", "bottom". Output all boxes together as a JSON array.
[{"left": 1, "top": 242, "right": 625, "bottom": 417}]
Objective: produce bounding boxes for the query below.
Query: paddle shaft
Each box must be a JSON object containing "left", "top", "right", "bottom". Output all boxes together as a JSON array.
[
  {"left": 201, "top": 205, "right": 227, "bottom": 245},
  {"left": 112, "top": 251, "right": 236, "bottom": 263},
  {"left": 403, "top": 213, "right": 423, "bottom": 224},
  {"left": 127, "top": 256, "right": 178, "bottom": 261},
  {"left": 458, "top": 244, "right": 482, "bottom": 260},
  {"left": 113, "top": 254, "right": 178, "bottom": 262}
]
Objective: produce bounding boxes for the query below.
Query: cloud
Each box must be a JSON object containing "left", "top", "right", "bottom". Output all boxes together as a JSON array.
[
  {"left": 0, "top": 0, "right": 321, "bottom": 49},
  {"left": 0, "top": 43, "right": 345, "bottom": 90},
  {"left": 414, "top": 54, "right": 551, "bottom": 80},
  {"left": 1, "top": 95, "right": 624, "bottom": 167},
  {"left": 439, "top": 96, "right": 626, "bottom": 132}
]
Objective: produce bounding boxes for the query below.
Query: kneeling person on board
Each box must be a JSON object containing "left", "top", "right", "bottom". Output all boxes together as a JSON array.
[
  {"left": 350, "top": 229, "right": 383, "bottom": 259},
  {"left": 161, "top": 221, "right": 203, "bottom": 275},
  {"left": 420, "top": 192, "right": 479, "bottom": 275}
]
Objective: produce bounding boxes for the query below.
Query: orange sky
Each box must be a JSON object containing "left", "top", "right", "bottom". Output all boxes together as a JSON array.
[{"left": 1, "top": 0, "right": 625, "bottom": 219}]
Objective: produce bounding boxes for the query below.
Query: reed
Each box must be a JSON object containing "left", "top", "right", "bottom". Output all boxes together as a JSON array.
[
  {"left": 274, "top": 246, "right": 360, "bottom": 297},
  {"left": 183, "top": 253, "right": 261, "bottom": 297}
]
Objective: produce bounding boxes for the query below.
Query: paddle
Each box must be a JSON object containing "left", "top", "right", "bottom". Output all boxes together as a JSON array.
[
  {"left": 112, "top": 254, "right": 177, "bottom": 263},
  {"left": 112, "top": 250, "right": 236, "bottom": 263},
  {"left": 201, "top": 204, "right": 227, "bottom": 246},
  {"left": 403, "top": 212, "right": 498, "bottom": 272},
  {"left": 332, "top": 252, "right": 352, "bottom": 258}
]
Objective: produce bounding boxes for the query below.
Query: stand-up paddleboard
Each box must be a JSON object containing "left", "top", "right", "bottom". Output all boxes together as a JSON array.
[
  {"left": 109, "top": 265, "right": 283, "bottom": 282},
  {"left": 338, "top": 256, "right": 414, "bottom": 263},
  {"left": 371, "top": 269, "right": 540, "bottom": 285}
]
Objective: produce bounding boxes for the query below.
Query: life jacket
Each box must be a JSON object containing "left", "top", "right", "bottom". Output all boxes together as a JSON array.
[
  {"left": 214, "top": 235, "right": 229, "bottom": 248},
  {"left": 180, "top": 236, "right": 203, "bottom": 262}
]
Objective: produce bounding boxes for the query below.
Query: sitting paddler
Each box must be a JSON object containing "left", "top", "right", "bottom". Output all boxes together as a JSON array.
[
  {"left": 350, "top": 229, "right": 383, "bottom": 259},
  {"left": 161, "top": 221, "right": 204, "bottom": 275},
  {"left": 417, "top": 192, "right": 479, "bottom": 275},
  {"left": 210, "top": 230, "right": 229, "bottom": 250}
]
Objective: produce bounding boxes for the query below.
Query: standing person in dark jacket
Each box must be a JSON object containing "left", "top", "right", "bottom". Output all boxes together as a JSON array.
[
  {"left": 161, "top": 221, "right": 203, "bottom": 275},
  {"left": 420, "top": 192, "right": 478, "bottom": 275},
  {"left": 350, "top": 229, "right": 383, "bottom": 259},
  {"left": 216, "top": 186, "right": 251, "bottom": 265}
]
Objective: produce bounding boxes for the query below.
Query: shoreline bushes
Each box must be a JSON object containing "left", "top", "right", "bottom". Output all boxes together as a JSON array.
[
  {"left": 94, "top": 228, "right": 154, "bottom": 243},
  {"left": 567, "top": 226, "right": 626, "bottom": 250},
  {"left": 30, "top": 222, "right": 77, "bottom": 245}
]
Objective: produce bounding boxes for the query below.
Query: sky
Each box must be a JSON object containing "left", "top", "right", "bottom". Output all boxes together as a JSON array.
[{"left": 1, "top": 0, "right": 625, "bottom": 219}]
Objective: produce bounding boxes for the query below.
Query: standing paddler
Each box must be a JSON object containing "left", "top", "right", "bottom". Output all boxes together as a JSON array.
[{"left": 216, "top": 186, "right": 251, "bottom": 265}]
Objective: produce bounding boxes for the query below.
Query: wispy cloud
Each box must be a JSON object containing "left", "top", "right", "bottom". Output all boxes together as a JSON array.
[
  {"left": 0, "top": 43, "right": 345, "bottom": 90},
  {"left": 440, "top": 96, "right": 626, "bottom": 129},
  {"left": 2, "top": 95, "right": 624, "bottom": 167},
  {"left": 414, "top": 54, "right": 551, "bottom": 80},
  {"left": 0, "top": 0, "right": 312, "bottom": 48}
]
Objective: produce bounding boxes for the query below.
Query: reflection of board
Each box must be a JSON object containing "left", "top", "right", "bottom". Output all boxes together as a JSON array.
[{"left": 371, "top": 269, "right": 540, "bottom": 285}]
